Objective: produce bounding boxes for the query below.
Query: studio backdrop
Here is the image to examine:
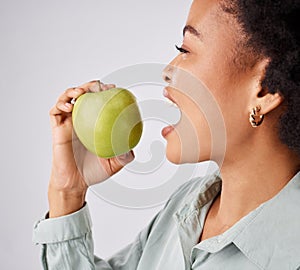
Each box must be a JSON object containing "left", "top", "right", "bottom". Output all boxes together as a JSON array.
[{"left": 0, "top": 1, "right": 219, "bottom": 269}]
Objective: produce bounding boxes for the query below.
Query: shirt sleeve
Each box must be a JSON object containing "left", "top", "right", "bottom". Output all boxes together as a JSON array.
[{"left": 32, "top": 203, "right": 160, "bottom": 270}]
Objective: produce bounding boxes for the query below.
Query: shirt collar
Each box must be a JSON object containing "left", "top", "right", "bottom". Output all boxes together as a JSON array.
[
  {"left": 174, "top": 171, "right": 222, "bottom": 222},
  {"left": 233, "top": 171, "right": 300, "bottom": 269},
  {"left": 176, "top": 170, "right": 300, "bottom": 269},
  {"left": 173, "top": 172, "right": 222, "bottom": 269}
]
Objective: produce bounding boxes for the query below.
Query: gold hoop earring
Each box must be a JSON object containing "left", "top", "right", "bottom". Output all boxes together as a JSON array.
[{"left": 249, "top": 105, "right": 264, "bottom": 127}]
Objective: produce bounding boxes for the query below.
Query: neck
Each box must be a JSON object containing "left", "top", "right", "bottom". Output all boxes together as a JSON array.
[{"left": 215, "top": 129, "right": 300, "bottom": 227}]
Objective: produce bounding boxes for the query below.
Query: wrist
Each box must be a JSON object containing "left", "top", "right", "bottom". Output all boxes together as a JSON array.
[{"left": 48, "top": 185, "right": 87, "bottom": 218}]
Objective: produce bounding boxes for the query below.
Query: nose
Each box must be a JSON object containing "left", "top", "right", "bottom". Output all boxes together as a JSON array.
[{"left": 162, "top": 64, "right": 174, "bottom": 84}]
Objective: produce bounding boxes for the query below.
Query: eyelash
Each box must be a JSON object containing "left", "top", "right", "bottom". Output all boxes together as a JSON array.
[{"left": 175, "top": 45, "right": 189, "bottom": 54}]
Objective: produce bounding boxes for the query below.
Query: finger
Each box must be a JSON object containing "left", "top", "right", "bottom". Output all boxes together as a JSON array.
[
  {"left": 49, "top": 104, "right": 72, "bottom": 127},
  {"left": 101, "top": 84, "right": 116, "bottom": 91},
  {"left": 79, "top": 80, "right": 102, "bottom": 93},
  {"left": 49, "top": 104, "right": 63, "bottom": 116},
  {"left": 54, "top": 87, "right": 86, "bottom": 114},
  {"left": 77, "top": 80, "right": 116, "bottom": 93},
  {"left": 49, "top": 99, "right": 73, "bottom": 116},
  {"left": 49, "top": 88, "right": 81, "bottom": 127},
  {"left": 57, "top": 87, "right": 85, "bottom": 104},
  {"left": 56, "top": 100, "right": 73, "bottom": 113},
  {"left": 79, "top": 150, "right": 111, "bottom": 186},
  {"left": 108, "top": 150, "right": 135, "bottom": 174}
]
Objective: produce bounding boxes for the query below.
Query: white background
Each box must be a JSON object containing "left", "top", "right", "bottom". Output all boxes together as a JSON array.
[{"left": 0, "top": 1, "right": 219, "bottom": 269}]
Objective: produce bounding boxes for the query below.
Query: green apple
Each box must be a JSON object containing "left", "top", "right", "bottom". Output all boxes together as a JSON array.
[{"left": 72, "top": 88, "right": 143, "bottom": 158}]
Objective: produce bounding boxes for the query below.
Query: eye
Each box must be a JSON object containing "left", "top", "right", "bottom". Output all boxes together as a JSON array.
[{"left": 175, "top": 45, "right": 190, "bottom": 54}]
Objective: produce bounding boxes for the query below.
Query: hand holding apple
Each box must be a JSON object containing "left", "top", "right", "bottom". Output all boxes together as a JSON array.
[{"left": 48, "top": 81, "right": 135, "bottom": 217}]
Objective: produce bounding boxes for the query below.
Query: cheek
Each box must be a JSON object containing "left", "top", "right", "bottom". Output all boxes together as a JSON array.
[
  {"left": 165, "top": 105, "right": 213, "bottom": 164},
  {"left": 165, "top": 57, "right": 250, "bottom": 163},
  {"left": 191, "top": 50, "right": 252, "bottom": 140},
  {"left": 211, "top": 84, "right": 252, "bottom": 154},
  {"left": 223, "top": 105, "right": 252, "bottom": 147}
]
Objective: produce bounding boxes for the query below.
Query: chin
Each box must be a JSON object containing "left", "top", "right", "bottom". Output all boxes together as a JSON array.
[
  {"left": 164, "top": 122, "right": 215, "bottom": 164},
  {"left": 165, "top": 147, "right": 181, "bottom": 164},
  {"left": 164, "top": 131, "right": 183, "bottom": 164},
  {"left": 165, "top": 140, "right": 200, "bottom": 164},
  {"left": 165, "top": 134, "right": 212, "bottom": 164}
]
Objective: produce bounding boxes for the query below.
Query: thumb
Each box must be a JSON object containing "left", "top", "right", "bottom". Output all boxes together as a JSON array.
[
  {"left": 109, "top": 150, "right": 135, "bottom": 173},
  {"left": 78, "top": 150, "right": 135, "bottom": 187}
]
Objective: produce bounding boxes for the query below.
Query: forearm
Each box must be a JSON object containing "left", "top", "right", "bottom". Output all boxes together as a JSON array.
[{"left": 48, "top": 181, "right": 87, "bottom": 218}]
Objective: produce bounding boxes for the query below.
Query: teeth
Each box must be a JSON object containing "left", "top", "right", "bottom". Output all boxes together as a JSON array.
[
  {"left": 164, "top": 98, "right": 179, "bottom": 108},
  {"left": 163, "top": 88, "right": 168, "bottom": 97}
]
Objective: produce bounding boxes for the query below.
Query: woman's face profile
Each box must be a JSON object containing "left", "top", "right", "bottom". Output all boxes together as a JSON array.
[{"left": 163, "top": 0, "right": 263, "bottom": 165}]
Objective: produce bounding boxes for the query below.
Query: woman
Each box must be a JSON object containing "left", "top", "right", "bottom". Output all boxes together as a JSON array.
[{"left": 33, "top": 0, "right": 300, "bottom": 269}]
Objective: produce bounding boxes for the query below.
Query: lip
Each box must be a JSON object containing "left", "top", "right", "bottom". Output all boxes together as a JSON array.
[
  {"left": 161, "top": 125, "right": 174, "bottom": 138},
  {"left": 163, "top": 87, "right": 178, "bottom": 106}
]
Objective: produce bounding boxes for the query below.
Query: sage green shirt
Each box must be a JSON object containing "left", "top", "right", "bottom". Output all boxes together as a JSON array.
[{"left": 33, "top": 171, "right": 300, "bottom": 269}]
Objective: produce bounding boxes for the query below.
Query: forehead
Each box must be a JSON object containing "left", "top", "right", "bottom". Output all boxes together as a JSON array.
[
  {"left": 186, "top": 0, "right": 220, "bottom": 27},
  {"left": 185, "top": 0, "right": 239, "bottom": 43}
]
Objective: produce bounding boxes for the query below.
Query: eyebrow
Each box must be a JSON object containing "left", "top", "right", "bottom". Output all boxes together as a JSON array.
[{"left": 183, "top": 25, "right": 203, "bottom": 40}]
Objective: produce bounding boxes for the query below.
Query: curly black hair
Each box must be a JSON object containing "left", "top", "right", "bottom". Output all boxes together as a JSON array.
[{"left": 220, "top": 0, "right": 300, "bottom": 157}]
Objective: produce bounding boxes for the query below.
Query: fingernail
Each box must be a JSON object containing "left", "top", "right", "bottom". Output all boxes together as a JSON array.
[
  {"left": 89, "top": 81, "right": 101, "bottom": 92},
  {"left": 65, "top": 102, "right": 72, "bottom": 108},
  {"left": 107, "top": 84, "right": 116, "bottom": 89}
]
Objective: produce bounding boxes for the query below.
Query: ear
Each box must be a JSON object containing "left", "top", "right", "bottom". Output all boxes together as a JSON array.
[
  {"left": 249, "top": 59, "right": 284, "bottom": 115},
  {"left": 255, "top": 89, "right": 284, "bottom": 115}
]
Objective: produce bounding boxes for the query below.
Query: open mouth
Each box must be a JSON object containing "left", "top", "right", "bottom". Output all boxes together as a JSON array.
[
  {"left": 163, "top": 88, "right": 179, "bottom": 108},
  {"left": 162, "top": 87, "right": 181, "bottom": 137}
]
